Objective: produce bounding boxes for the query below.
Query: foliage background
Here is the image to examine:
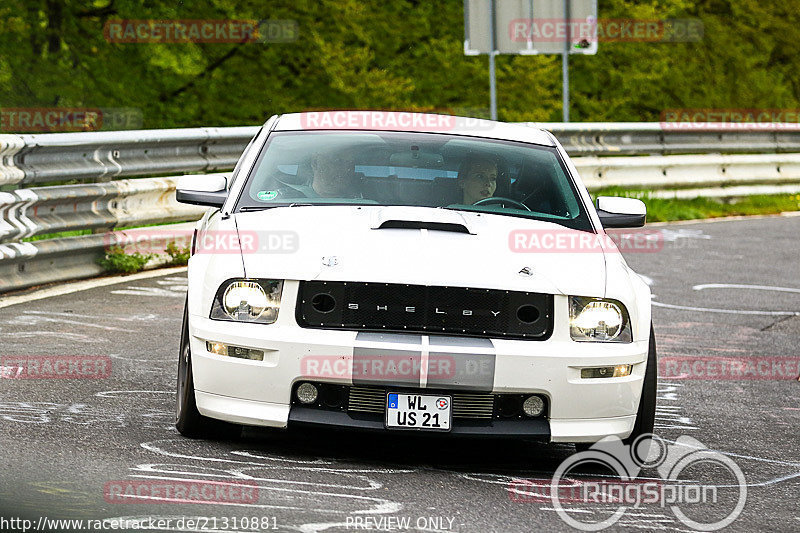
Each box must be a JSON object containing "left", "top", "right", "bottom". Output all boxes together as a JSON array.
[{"left": 0, "top": 0, "right": 797, "bottom": 129}]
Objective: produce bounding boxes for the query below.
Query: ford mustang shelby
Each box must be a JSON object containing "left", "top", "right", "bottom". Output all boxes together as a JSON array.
[{"left": 175, "top": 111, "right": 656, "bottom": 446}]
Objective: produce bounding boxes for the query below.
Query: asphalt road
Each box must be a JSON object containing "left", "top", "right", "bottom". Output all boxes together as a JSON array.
[{"left": 1, "top": 214, "right": 799, "bottom": 533}]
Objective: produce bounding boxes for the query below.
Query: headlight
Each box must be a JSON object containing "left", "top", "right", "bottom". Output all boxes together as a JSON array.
[
  {"left": 569, "top": 297, "right": 632, "bottom": 342},
  {"left": 210, "top": 279, "right": 283, "bottom": 324}
]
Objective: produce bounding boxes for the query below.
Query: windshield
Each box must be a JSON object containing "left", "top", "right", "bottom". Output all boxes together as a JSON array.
[{"left": 235, "top": 131, "right": 593, "bottom": 231}]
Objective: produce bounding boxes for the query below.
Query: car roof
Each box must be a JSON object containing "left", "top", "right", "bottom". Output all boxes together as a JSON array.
[{"left": 270, "top": 111, "right": 555, "bottom": 146}]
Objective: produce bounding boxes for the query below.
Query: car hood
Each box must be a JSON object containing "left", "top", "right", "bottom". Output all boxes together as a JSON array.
[{"left": 234, "top": 206, "right": 606, "bottom": 297}]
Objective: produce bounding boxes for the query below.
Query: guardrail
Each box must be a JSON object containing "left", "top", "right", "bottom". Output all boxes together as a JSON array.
[
  {"left": 0, "top": 176, "right": 210, "bottom": 243},
  {"left": 0, "top": 128, "right": 257, "bottom": 186},
  {"left": 575, "top": 153, "right": 800, "bottom": 189},
  {"left": 536, "top": 122, "right": 800, "bottom": 155},
  {"left": 0, "top": 174, "right": 208, "bottom": 293},
  {"left": 2, "top": 122, "right": 800, "bottom": 294},
  {"left": 4, "top": 122, "right": 800, "bottom": 186}
]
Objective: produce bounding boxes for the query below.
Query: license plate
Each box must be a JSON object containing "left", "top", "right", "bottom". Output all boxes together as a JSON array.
[{"left": 385, "top": 393, "right": 451, "bottom": 431}]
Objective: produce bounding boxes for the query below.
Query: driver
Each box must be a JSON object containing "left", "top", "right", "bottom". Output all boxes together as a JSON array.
[{"left": 457, "top": 155, "right": 498, "bottom": 204}]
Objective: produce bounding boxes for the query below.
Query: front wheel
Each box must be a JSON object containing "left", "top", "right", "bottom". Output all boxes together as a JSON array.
[
  {"left": 624, "top": 324, "right": 657, "bottom": 446},
  {"left": 176, "top": 300, "right": 240, "bottom": 438}
]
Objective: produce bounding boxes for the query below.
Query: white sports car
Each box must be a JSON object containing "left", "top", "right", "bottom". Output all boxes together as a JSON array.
[{"left": 175, "top": 111, "right": 656, "bottom": 446}]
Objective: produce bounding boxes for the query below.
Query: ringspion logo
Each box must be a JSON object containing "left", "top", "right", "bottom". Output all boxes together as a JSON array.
[{"left": 513, "top": 434, "right": 747, "bottom": 531}]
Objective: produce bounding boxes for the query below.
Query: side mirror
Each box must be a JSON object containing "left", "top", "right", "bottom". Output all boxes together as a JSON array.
[
  {"left": 595, "top": 196, "right": 646, "bottom": 228},
  {"left": 176, "top": 175, "right": 228, "bottom": 207}
]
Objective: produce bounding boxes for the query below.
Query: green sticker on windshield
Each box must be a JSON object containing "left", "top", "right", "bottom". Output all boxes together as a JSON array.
[{"left": 257, "top": 190, "right": 278, "bottom": 200}]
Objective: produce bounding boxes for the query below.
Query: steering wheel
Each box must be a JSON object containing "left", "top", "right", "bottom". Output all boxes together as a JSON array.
[{"left": 473, "top": 196, "right": 531, "bottom": 211}]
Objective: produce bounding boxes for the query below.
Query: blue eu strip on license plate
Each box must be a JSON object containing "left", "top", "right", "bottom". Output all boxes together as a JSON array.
[
  {"left": 385, "top": 393, "right": 451, "bottom": 431},
  {"left": 387, "top": 393, "right": 398, "bottom": 409}
]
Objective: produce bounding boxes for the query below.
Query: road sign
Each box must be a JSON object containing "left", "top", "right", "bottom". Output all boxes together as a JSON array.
[
  {"left": 465, "top": 0, "right": 598, "bottom": 55},
  {"left": 464, "top": 0, "right": 599, "bottom": 121}
]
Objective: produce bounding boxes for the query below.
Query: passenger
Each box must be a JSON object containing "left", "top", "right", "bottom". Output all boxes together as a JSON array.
[
  {"left": 268, "top": 149, "right": 362, "bottom": 200},
  {"left": 457, "top": 155, "right": 498, "bottom": 204}
]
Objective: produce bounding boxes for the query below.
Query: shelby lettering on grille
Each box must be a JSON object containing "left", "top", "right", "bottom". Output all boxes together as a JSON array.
[{"left": 296, "top": 281, "right": 553, "bottom": 339}]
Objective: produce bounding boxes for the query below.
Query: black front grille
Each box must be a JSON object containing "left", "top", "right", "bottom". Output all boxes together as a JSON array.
[{"left": 296, "top": 281, "right": 553, "bottom": 340}]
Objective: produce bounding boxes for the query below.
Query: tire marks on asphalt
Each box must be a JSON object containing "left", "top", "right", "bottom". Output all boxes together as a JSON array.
[{"left": 133, "top": 439, "right": 410, "bottom": 515}]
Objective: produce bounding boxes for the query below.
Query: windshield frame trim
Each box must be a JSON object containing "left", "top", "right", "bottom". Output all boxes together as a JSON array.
[{"left": 232, "top": 129, "right": 594, "bottom": 232}]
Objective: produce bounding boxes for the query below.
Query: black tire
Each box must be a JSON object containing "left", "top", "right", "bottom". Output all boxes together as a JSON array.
[
  {"left": 176, "top": 299, "right": 241, "bottom": 439},
  {"left": 623, "top": 324, "right": 657, "bottom": 447},
  {"left": 574, "top": 324, "right": 657, "bottom": 453}
]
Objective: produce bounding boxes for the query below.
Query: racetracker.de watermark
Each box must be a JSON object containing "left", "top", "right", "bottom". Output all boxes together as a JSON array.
[
  {"left": 509, "top": 229, "right": 664, "bottom": 253},
  {"left": 0, "top": 356, "right": 111, "bottom": 379},
  {"left": 660, "top": 108, "right": 800, "bottom": 130},
  {"left": 103, "top": 19, "right": 297, "bottom": 43},
  {"left": 0, "top": 107, "right": 141, "bottom": 132},
  {"left": 508, "top": 18, "right": 703, "bottom": 43},
  {"left": 659, "top": 356, "right": 800, "bottom": 380},
  {"left": 105, "top": 229, "right": 299, "bottom": 255},
  {"left": 299, "top": 111, "right": 496, "bottom": 131},
  {"left": 103, "top": 479, "right": 259, "bottom": 504},
  {"left": 509, "top": 478, "right": 668, "bottom": 504},
  {"left": 301, "top": 354, "right": 461, "bottom": 381}
]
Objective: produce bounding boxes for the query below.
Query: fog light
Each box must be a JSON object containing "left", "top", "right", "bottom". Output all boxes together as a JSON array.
[
  {"left": 522, "top": 395, "right": 545, "bottom": 417},
  {"left": 205, "top": 341, "right": 264, "bottom": 361},
  {"left": 296, "top": 383, "right": 319, "bottom": 404},
  {"left": 581, "top": 364, "right": 633, "bottom": 379}
]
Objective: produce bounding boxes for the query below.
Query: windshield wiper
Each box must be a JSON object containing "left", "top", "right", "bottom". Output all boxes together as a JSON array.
[
  {"left": 238, "top": 205, "right": 275, "bottom": 212},
  {"left": 239, "top": 203, "right": 315, "bottom": 212}
]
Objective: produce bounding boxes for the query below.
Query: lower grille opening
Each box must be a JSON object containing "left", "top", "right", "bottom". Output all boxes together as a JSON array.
[
  {"left": 290, "top": 382, "right": 548, "bottom": 420},
  {"left": 348, "top": 386, "right": 497, "bottom": 419}
]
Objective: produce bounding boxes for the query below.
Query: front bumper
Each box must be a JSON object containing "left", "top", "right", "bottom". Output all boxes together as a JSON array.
[
  {"left": 188, "top": 295, "right": 648, "bottom": 442},
  {"left": 291, "top": 405, "right": 551, "bottom": 438}
]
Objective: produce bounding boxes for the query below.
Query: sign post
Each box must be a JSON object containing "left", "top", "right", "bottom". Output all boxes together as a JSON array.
[
  {"left": 488, "top": 0, "right": 498, "bottom": 120},
  {"left": 562, "top": 0, "right": 570, "bottom": 122}
]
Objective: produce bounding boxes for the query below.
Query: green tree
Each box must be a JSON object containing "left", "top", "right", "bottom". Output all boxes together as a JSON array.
[{"left": 1, "top": 0, "right": 798, "bottom": 128}]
